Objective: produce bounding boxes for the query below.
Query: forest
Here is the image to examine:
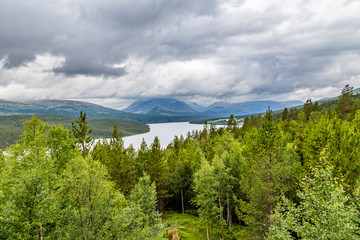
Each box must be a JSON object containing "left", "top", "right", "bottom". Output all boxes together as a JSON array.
[
  {"left": 0, "top": 85, "right": 360, "bottom": 239},
  {"left": 0, "top": 115, "right": 149, "bottom": 149}
]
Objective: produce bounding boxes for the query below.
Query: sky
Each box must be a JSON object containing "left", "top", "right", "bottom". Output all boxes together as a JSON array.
[{"left": 1, "top": 0, "right": 360, "bottom": 109}]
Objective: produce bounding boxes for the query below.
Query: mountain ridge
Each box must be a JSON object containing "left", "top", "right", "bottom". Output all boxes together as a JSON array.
[
  {"left": 122, "top": 98, "right": 303, "bottom": 116},
  {"left": 123, "top": 98, "right": 197, "bottom": 115}
]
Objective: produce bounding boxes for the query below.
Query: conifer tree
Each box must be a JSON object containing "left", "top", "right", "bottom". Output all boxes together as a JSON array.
[
  {"left": 239, "top": 110, "right": 300, "bottom": 238},
  {"left": 72, "top": 111, "right": 93, "bottom": 157},
  {"left": 148, "top": 137, "right": 169, "bottom": 212},
  {"left": 227, "top": 114, "right": 237, "bottom": 132},
  {"left": 92, "top": 124, "right": 136, "bottom": 195},
  {"left": 336, "top": 84, "right": 355, "bottom": 119}
]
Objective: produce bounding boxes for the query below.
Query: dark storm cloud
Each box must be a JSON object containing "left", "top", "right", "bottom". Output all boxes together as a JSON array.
[
  {"left": 53, "top": 58, "right": 126, "bottom": 77},
  {"left": 3, "top": 54, "right": 36, "bottom": 69},
  {"left": 0, "top": 0, "right": 360, "bottom": 108}
]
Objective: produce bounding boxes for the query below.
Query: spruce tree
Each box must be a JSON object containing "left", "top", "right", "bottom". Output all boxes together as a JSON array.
[{"left": 72, "top": 111, "right": 93, "bottom": 157}]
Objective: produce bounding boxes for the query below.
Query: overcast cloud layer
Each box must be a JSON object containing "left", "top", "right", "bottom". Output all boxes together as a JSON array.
[{"left": 1, "top": 0, "right": 360, "bottom": 109}]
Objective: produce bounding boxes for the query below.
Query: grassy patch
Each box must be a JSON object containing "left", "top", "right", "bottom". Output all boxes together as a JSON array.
[{"left": 162, "top": 211, "right": 234, "bottom": 240}]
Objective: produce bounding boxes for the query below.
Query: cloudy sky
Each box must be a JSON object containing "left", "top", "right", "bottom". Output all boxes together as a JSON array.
[{"left": 1, "top": 0, "right": 360, "bottom": 109}]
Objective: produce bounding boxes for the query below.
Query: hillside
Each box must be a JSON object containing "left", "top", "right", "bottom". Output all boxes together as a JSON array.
[
  {"left": 0, "top": 115, "right": 149, "bottom": 149},
  {"left": 122, "top": 98, "right": 303, "bottom": 116},
  {"left": 0, "top": 99, "right": 214, "bottom": 123},
  {"left": 0, "top": 99, "right": 136, "bottom": 118},
  {"left": 205, "top": 100, "right": 303, "bottom": 115},
  {"left": 123, "top": 98, "right": 197, "bottom": 115}
]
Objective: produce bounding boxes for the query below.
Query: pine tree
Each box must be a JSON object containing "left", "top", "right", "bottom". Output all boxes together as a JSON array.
[
  {"left": 239, "top": 110, "right": 300, "bottom": 238},
  {"left": 92, "top": 124, "right": 136, "bottom": 196},
  {"left": 72, "top": 111, "right": 93, "bottom": 157},
  {"left": 336, "top": 85, "right": 355, "bottom": 119},
  {"left": 227, "top": 114, "right": 237, "bottom": 132},
  {"left": 148, "top": 137, "right": 169, "bottom": 212}
]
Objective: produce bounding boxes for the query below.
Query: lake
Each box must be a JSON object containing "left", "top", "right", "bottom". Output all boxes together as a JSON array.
[{"left": 123, "top": 122, "right": 206, "bottom": 149}]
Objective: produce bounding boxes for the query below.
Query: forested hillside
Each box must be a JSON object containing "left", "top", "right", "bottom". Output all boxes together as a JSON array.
[
  {"left": 0, "top": 115, "right": 149, "bottom": 149},
  {"left": 0, "top": 86, "right": 359, "bottom": 239}
]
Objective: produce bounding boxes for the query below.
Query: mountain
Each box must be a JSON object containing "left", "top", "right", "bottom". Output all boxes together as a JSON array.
[
  {"left": 186, "top": 102, "right": 207, "bottom": 112},
  {"left": 204, "top": 100, "right": 303, "bottom": 115},
  {"left": 123, "top": 98, "right": 197, "bottom": 115},
  {"left": 0, "top": 99, "right": 214, "bottom": 124},
  {"left": 0, "top": 99, "right": 135, "bottom": 119},
  {"left": 122, "top": 98, "right": 304, "bottom": 116}
]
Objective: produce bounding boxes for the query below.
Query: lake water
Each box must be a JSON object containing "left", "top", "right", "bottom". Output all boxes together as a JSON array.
[{"left": 123, "top": 122, "right": 205, "bottom": 149}]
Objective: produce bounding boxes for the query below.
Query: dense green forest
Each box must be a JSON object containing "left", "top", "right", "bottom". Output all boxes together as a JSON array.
[
  {"left": 0, "top": 86, "right": 360, "bottom": 239},
  {"left": 0, "top": 115, "right": 149, "bottom": 149}
]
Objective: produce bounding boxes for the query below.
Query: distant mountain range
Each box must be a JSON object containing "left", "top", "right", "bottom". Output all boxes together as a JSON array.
[
  {"left": 123, "top": 98, "right": 303, "bottom": 116},
  {"left": 123, "top": 98, "right": 197, "bottom": 116},
  {"left": 1, "top": 88, "right": 358, "bottom": 126},
  {"left": 0, "top": 99, "right": 213, "bottom": 123},
  {"left": 0, "top": 99, "right": 134, "bottom": 118}
]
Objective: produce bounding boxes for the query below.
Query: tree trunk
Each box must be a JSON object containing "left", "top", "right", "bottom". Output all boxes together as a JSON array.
[
  {"left": 268, "top": 147, "right": 274, "bottom": 228},
  {"left": 206, "top": 223, "right": 210, "bottom": 240},
  {"left": 227, "top": 190, "right": 232, "bottom": 232},
  {"left": 40, "top": 222, "right": 43, "bottom": 240},
  {"left": 181, "top": 189, "right": 185, "bottom": 214},
  {"left": 218, "top": 185, "right": 223, "bottom": 220}
]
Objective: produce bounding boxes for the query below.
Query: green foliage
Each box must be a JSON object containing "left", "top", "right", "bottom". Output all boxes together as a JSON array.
[
  {"left": 0, "top": 114, "right": 149, "bottom": 149},
  {"left": 129, "top": 174, "right": 162, "bottom": 229},
  {"left": 336, "top": 85, "right": 355, "bottom": 119},
  {"left": 0, "top": 116, "right": 56, "bottom": 239},
  {"left": 105, "top": 174, "right": 163, "bottom": 240},
  {"left": 0, "top": 117, "right": 161, "bottom": 240},
  {"left": 238, "top": 110, "right": 301, "bottom": 238},
  {"left": 2, "top": 89, "right": 360, "bottom": 240},
  {"left": 227, "top": 114, "right": 237, "bottom": 132},
  {"left": 267, "top": 153, "right": 359, "bottom": 240},
  {"left": 162, "top": 211, "right": 233, "bottom": 240},
  {"left": 54, "top": 157, "right": 126, "bottom": 239},
  {"left": 148, "top": 136, "right": 170, "bottom": 212},
  {"left": 47, "top": 125, "right": 79, "bottom": 172},
  {"left": 193, "top": 160, "right": 223, "bottom": 239},
  {"left": 72, "top": 111, "right": 93, "bottom": 157},
  {"left": 92, "top": 124, "right": 137, "bottom": 196},
  {"left": 0, "top": 150, "right": 4, "bottom": 171}
]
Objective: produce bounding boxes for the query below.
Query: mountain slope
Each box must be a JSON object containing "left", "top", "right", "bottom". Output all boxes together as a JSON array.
[
  {"left": 0, "top": 114, "right": 149, "bottom": 149},
  {"left": 0, "top": 99, "right": 133, "bottom": 118},
  {"left": 123, "top": 98, "right": 197, "bottom": 115},
  {"left": 0, "top": 99, "right": 214, "bottom": 124},
  {"left": 205, "top": 100, "right": 303, "bottom": 115}
]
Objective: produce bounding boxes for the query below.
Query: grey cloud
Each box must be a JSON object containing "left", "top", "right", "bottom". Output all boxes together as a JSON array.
[
  {"left": 53, "top": 58, "right": 126, "bottom": 77},
  {"left": 0, "top": 0, "right": 360, "bottom": 106},
  {"left": 3, "top": 54, "right": 36, "bottom": 69}
]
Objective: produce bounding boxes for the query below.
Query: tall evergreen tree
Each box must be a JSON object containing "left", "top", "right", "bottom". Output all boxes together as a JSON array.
[
  {"left": 148, "top": 137, "right": 170, "bottom": 212},
  {"left": 92, "top": 124, "right": 136, "bottom": 195},
  {"left": 336, "top": 84, "right": 355, "bottom": 119},
  {"left": 239, "top": 110, "right": 300, "bottom": 238},
  {"left": 72, "top": 111, "right": 93, "bottom": 157},
  {"left": 227, "top": 114, "right": 237, "bottom": 132}
]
